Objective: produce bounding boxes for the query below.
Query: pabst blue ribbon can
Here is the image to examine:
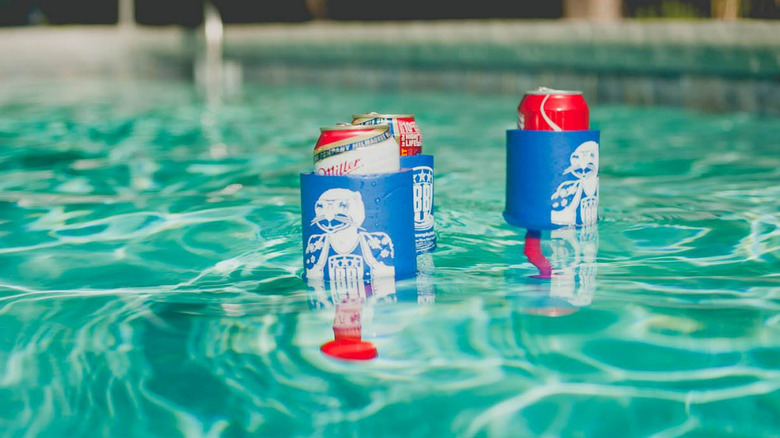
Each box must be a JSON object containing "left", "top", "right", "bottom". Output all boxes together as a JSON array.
[
  {"left": 518, "top": 87, "right": 589, "bottom": 131},
  {"left": 352, "top": 112, "right": 422, "bottom": 156},
  {"left": 314, "top": 124, "right": 400, "bottom": 176}
]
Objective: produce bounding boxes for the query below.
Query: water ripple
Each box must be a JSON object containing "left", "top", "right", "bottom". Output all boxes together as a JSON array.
[{"left": 0, "top": 79, "right": 779, "bottom": 436}]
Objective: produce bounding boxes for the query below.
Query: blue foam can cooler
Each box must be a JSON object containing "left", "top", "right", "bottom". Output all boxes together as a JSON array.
[
  {"left": 400, "top": 154, "right": 436, "bottom": 254},
  {"left": 300, "top": 170, "right": 417, "bottom": 283},
  {"left": 504, "top": 130, "right": 600, "bottom": 230}
]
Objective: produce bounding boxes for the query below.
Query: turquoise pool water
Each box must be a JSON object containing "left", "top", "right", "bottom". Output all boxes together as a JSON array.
[{"left": 1, "top": 78, "right": 779, "bottom": 437}]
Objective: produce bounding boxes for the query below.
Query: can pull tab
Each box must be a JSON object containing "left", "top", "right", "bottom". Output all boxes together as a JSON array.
[{"left": 540, "top": 94, "right": 563, "bottom": 132}]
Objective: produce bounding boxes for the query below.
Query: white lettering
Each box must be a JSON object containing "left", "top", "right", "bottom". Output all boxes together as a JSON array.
[{"left": 317, "top": 159, "right": 361, "bottom": 176}]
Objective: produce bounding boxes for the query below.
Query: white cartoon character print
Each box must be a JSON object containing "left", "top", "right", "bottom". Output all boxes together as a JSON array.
[
  {"left": 305, "top": 189, "right": 395, "bottom": 290},
  {"left": 551, "top": 140, "right": 599, "bottom": 226}
]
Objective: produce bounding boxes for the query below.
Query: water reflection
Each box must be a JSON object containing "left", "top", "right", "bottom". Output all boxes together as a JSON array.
[
  {"left": 547, "top": 226, "right": 598, "bottom": 307},
  {"left": 307, "top": 254, "right": 436, "bottom": 361},
  {"left": 510, "top": 226, "right": 599, "bottom": 316},
  {"left": 416, "top": 254, "right": 436, "bottom": 305}
]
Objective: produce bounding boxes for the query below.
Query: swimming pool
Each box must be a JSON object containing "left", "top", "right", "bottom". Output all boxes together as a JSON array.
[{"left": 1, "top": 69, "right": 780, "bottom": 437}]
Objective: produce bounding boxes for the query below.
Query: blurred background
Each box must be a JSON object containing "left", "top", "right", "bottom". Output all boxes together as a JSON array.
[
  {"left": 1, "top": 1, "right": 779, "bottom": 112},
  {"left": 1, "top": 0, "right": 780, "bottom": 25}
]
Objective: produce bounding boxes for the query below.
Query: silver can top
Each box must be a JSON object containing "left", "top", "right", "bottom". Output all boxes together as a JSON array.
[
  {"left": 320, "top": 123, "right": 390, "bottom": 132},
  {"left": 524, "top": 87, "right": 583, "bottom": 95},
  {"left": 352, "top": 112, "right": 415, "bottom": 120}
]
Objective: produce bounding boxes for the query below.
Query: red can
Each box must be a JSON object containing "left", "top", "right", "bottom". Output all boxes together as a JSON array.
[
  {"left": 518, "top": 87, "right": 589, "bottom": 131},
  {"left": 352, "top": 112, "right": 422, "bottom": 156}
]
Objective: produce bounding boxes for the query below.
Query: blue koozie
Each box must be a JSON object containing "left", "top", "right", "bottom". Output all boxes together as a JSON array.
[
  {"left": 504, "top": 130, "right": 600, "bottom": 230},
  {"left": 300, "top": 171, "right": 417, "bottom": 283},
  {"left": 400, "top": 154, "right": 436, "bottom": 254}
]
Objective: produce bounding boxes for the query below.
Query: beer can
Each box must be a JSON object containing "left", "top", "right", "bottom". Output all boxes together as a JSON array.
[
  {"left": 518, "top": 87, "right": 589, "bottom": 131},
  {"left": 314, "top": 124, "right": 400, "bottom": 176},
  {"left": 506, "top": 86, "right": 599, "bottom": 230},
  {"left": 352, "top": 112, "right": 422, "bottom": 156}
]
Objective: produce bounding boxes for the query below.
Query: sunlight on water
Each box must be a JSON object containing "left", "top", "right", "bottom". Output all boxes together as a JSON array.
[{"left": 0, "top": 78, "right": 779, "bottom": 437}]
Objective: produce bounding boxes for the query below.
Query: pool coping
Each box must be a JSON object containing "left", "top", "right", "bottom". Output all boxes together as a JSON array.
[{"left": 1, "top": 21, "right": 779, "bottom": 113}]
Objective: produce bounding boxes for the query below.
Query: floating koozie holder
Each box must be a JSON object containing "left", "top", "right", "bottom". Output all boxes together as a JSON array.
[
  {"left": 504, "top": 130, "right": 600, "bottom": 230},
  {"left": 400, "top": 154, "right": 436, "bottom": 254},
  {"left": 300, "top": 170, "right": 417, "bottom": 284}
]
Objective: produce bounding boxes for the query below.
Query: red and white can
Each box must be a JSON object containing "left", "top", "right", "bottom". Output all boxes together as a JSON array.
[
  {"left": 518, "top": 87, "right": 589, "bottom": 131},
  {"left": 352, "top": 112, "right": 422, "bottom": 156},
  {"left": 314, "top": 124, "right": 400, "bottom": 176}
]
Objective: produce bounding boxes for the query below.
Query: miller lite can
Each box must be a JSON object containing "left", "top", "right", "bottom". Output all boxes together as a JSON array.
[
  {"left": 314, "top": 124, "right": 400, "bottom": 176},
  {"left": 518, "top": 87, "right": 589, "bottom": 131},
  {"left": 352, "top": 112, "right": 422, "bottom": 156}
]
